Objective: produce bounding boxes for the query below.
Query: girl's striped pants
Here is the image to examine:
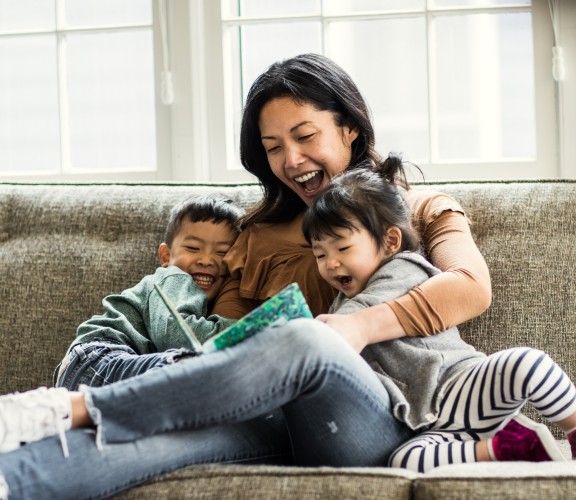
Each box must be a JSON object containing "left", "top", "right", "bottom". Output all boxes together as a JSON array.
[{"left": 389, "top": 347, "right": 576, "bottom": 472}]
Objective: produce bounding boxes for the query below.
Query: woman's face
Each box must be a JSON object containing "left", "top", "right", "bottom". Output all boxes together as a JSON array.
[{"left": 258, "top": 97, "right": 359, "bottom": 207}]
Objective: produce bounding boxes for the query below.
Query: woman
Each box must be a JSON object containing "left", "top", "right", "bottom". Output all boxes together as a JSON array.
[
  {"left": 215, "top": 53, "right": 491, "bottom": 352},
  {"left": 0, "top": 54, "right": 491, "bottom": 499}
]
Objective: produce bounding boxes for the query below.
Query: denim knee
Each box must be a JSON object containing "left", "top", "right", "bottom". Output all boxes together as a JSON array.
[
  {"left": 276, "top": 318, "right": 357, "bottom": 363},
  {"left": 54, "top": 342, "right": 137, "bottom": 389},
  {"left": 54, "top": 342, "right": 195, "bottom": 390}
]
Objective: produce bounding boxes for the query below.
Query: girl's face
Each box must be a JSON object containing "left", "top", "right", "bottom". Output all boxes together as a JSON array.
[
  {"left": 258, "top": 97, "right": 359, "bottom": 207},
  {"left": 311, "top": 222, "right": 393, "bottom": 298}
]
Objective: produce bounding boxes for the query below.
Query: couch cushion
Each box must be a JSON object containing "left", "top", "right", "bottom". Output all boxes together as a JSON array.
[
  {"left": 414, "top": 461, "right": 576, "bottom": 499},
  {"left": 115, "top": 464, "right": 417, "bottom": 499}
]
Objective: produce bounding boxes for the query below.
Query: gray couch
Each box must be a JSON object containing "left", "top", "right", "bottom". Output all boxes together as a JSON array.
[{"left": 0, "top": 180, "right": 575, "bottom": 499}]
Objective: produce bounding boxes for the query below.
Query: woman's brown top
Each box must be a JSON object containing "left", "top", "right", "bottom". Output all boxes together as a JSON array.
[{"left": 213, "top": 188, "right": 491, "bottom": 337}]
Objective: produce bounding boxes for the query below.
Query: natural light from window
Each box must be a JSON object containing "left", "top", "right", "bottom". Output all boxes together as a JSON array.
[
  {"left": 0, "top": 0, "right": 156, "bottom": 176},
  {"left": 221, "top": 0, "right": 536, "bottom": 177}
]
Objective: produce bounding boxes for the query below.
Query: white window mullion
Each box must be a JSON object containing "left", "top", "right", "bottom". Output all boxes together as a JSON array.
[
  {"left": 426, "top": 6, "right": 437, "bottom": 165},
  {"left": 222, "top": 12, "right": 242, "bottom": 176},
  {"left": 56, "top": 33, "right": 72, "bottom": 175},
  {"left": 320, "top": 0, "right": 327, "bottom": 55},
  {"left": 532, "top": 0, "right": 559, "bottom": 177},
  {"left": 55, "top": 0, "right": 71, "bottom": 175}
]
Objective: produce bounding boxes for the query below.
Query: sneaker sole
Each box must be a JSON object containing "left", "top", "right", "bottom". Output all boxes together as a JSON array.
[{"left": 514, "top": 413, "right": 567, "bottom": 461}]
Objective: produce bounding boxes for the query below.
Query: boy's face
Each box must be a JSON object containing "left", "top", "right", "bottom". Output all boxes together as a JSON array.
[
  {"left": 311, "top": 222, "right": 392, "bottom": 298},
  {"left": 159, "top": 219, "right": 237, "bottom": 301}
]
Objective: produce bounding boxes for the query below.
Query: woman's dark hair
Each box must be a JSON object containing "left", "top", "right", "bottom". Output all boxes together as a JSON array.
[
  {"left": 164, "top": 195, "right": 245, "bottom": 247},
  {"left": 302, "top": 158, "right": 420, "bottom": 253},
  {"left": 240, "top": 53, "right": 403, "bottom": 227}
]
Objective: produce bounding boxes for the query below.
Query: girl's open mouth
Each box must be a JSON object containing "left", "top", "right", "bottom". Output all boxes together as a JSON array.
[{"left": 336, "top": 276, "right": 352, "bottom": 287}]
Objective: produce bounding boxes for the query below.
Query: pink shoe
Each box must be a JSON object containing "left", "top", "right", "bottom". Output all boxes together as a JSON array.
[
  {"left": 567, "top": 429, "right": 576, "bottom": 459},
  {"left": 491, "top": 414, "right": 566, "bottom": 462}
]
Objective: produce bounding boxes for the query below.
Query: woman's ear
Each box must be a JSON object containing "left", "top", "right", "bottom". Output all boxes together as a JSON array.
[
  {"left": 345, "top": 126, "right": 360, "bottom": 146},
  {"left": 158, "top": 243, "right": 171, "bottom": 267},
  {"left": 383, "top": 226, "right": 403, "bottom": 256}
]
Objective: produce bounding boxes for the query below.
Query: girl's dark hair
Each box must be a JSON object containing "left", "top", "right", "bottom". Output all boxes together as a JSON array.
[
  {"left": 302, "top": 157, "right": 420, "bottom": 253},
  {"left": 240, "top": 53, "right": 404, "bottom": 227},
  {"left": 164, "top": 195, "right": 245, "bottom": 247}
]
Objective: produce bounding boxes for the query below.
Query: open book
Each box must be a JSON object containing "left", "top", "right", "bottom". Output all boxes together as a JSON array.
[{"left": 154, "top": 282, "right": 313, "bottom": 354}]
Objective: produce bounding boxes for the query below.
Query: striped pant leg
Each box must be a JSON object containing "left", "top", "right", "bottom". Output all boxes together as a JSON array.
[
  {"left": 389, "top": 347, "right": 576, "bottom": 472},
  {"left": 389, "top": 429, "right": 476, "bottom": 472},
  {"left": 448, "top": 346, "right": 576, "bottom": 426}
]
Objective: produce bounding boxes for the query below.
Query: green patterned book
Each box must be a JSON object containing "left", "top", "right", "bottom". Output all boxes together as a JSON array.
[{"left": 154, "top": 282, "right": 313, "bottom": 354}]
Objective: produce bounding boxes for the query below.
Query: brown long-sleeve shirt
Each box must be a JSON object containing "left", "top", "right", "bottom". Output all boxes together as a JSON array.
[{"left": 213, "top": 188, "right": 491, "bottom": 337}]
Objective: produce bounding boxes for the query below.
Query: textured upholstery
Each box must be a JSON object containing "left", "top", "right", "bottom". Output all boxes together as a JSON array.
[{"left": 0, "top": 180, "right": 574, "bottom": 498}]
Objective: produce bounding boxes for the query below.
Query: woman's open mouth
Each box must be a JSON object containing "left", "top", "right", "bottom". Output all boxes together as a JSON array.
[{"left": 293, "top": 171, "right": 325, "bottom": 194}]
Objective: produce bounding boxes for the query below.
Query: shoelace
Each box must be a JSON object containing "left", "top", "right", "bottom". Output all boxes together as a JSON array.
[
  {"left": 57, "top": 417, "right": 70, "bottom": 458},
  {"left": 26, "top": 390, "right": 71, "bottom": 458},
  {"left": 0, "top": 408, "right": 13, "bottom": 452},
  {"left": 23, "top": 392, "right": 71, "bottom": 458}
]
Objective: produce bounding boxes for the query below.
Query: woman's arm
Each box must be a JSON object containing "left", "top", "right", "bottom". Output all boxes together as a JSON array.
[
  {"left": 317, "top": 205, "right": 492, "bottom": 351},
  {"left": 388, "top": 208, "right": 492, "bottom": 335}
]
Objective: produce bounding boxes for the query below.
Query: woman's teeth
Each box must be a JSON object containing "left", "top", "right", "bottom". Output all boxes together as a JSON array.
[
  {"left": 294, "top": 171, "right": 323, "bottom": 192},
  {"left": 294, "top": 171, "right": 319, "bottom": 183}
]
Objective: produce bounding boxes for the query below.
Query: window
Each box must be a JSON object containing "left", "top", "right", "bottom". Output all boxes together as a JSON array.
[
  {"left": 0, "top": 0, "right": 165, "bottom": 180},
  {"left": 210, "top": 0, "right": 558, "bottom": 182},
  {"left": 1, "top": 0, "right": 572, "bottom": 182}
]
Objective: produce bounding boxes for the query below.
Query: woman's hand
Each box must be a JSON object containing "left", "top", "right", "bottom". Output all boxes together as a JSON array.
[
  {"left": 316, "top": 303, "right": 406, "bottom": 353},
  {"left": 315, "top": 313, "right": 370, "bottom": 352}
]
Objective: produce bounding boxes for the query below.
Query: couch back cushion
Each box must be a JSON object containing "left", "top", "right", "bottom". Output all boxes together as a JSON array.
[
  {"left": 0, "top": 181, "right": 575, "bottom": 409},
  {"left": 0, "top": 184, "right": 261, "bottom": 392}
]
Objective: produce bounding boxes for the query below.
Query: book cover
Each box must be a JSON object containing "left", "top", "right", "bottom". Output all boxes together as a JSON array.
[{"left": 154, "top": 282, "right": 313, "bottom": 354}]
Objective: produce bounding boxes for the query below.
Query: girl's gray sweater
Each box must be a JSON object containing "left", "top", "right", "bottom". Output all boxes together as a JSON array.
[{"left": 329, "top": 252, "right": 486, "bottom": 430}]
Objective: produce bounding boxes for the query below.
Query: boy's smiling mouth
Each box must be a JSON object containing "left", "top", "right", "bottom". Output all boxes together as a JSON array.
[{"left": 192, "top": 273, "right": 216, "bottom": 288}]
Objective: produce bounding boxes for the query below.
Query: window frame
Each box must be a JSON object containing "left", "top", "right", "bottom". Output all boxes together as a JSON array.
[
  {"left": 184, "top": 0, "right": 563, "bottom": 183},
  {"left": 0, "top": 0, "right": 171, "bottom": 182},
  {"left": 0, "top": 0, "right": 572, "bottom": 183}
]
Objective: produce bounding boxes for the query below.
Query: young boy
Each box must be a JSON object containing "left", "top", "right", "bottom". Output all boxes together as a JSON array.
[
  {"left": 54, "top": 194, "right": 244, "bottom": 390},
  {"left": 302, "top": 165, "right": 576, "bottom": 472},
  {"left": 0, "top": 194, "right": 244, "bottom": 456}
]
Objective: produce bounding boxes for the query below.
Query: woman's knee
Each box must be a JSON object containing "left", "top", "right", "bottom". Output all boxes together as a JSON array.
[{"left": 276, "top": 318, "right": 353, "bottom": 358}]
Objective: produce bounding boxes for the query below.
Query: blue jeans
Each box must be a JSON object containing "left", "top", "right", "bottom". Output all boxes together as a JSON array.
[
  {"left": 0, "top": 319, "right": 413, "bottom": 499},
  {"left": 54, "top": 341, "right": 195, "bottom": 390}
]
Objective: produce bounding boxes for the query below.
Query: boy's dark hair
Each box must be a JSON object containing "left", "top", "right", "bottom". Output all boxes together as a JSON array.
[
  {"left": 164, "top": 195, "right": 245, "bottom": 247},
  {"left": 302, "top": 160, "right": 420, "bottom": 253}
]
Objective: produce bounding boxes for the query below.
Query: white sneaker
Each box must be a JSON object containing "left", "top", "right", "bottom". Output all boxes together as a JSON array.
[{"left": 0, "top": 387, "right": 72, "bottom": 457}]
